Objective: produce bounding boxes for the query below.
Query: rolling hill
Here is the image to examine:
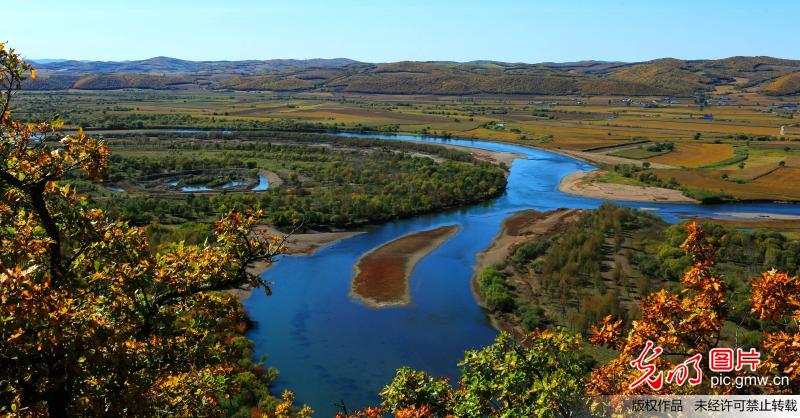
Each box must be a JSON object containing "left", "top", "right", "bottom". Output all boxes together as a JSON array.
[
  {"left": 23, "top": 56, "right": 800, "bottom": 96},
  {"left": 764, "top": 71, "right": 800, "bottom": 95}
]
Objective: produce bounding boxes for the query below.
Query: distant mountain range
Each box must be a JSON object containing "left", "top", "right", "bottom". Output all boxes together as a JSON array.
[{"left": 23, "top": 56, "right": 800, "bottom": 96}]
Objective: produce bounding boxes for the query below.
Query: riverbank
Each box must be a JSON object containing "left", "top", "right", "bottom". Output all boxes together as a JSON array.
[
  {"left": 715, "top": 211, "right": 800, "bottom": 221},
  {"left": 351, "top": 225, "right": 460, "bottom": 308},
  {"left": 421, "top": 141, "right": 523, "bottom": 166},
  {"left": 558, "top": 170, "right": 699, "bottom": 203},
  {"left": 471, "top": 209, "right": 581, "bottom": 336}
]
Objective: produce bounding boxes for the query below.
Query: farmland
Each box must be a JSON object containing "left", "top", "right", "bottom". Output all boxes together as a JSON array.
[{"left": 16, "top": 86, "right": 800, "bottom": 202}]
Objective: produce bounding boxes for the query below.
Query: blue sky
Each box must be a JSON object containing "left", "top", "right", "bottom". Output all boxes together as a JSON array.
[{"left": 6, "top": 0, "right": 799, "bottom": 63}]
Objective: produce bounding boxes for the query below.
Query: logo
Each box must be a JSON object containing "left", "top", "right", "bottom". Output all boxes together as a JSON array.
[{"left": 629, "top": 341, "right": 762, "bottom": 390}]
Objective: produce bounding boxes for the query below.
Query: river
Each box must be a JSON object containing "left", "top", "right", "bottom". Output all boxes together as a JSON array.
[{"left": 244, "top": 134, "right": 800, "bottom": 416}]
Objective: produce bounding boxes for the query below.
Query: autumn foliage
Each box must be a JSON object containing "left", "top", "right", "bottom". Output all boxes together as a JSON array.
[
  {"left": 0, "top": 43, "right": 309, "bottom": 416},
  {"left": 750, "top": 269, "right": 800, "bottom": 390},
  {"left": 587, "top": 221, "right": 800, "bottom": 398}
]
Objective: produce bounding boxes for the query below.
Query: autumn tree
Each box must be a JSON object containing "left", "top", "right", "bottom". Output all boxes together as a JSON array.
[
  {"left": 587, "top": 222, "right": 800, "bottom": 401},
  {"left": 586, "top": 223, "right": 728, "bottom": 397},
  {"left": 750, "top": 268, "right": 800, "bottom": 392},
  {"left": 0, "top": 43, "right": 309, "bottom": 416}
]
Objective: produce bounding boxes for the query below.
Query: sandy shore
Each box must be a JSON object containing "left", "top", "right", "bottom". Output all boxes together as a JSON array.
[
  {"left": 228, "top": 226, "right": 362, "bottom": 301},
  {"left": 351, "top": 225, "right": 460, "bottom": 308},
  {"left": 471, "top": 209, "right": 581, "bottom": 336},
  {"left": 715, "top": 212, "right": 800, "bottom": 221},
  {"left": 473, "top": 209, "right": 579, "bottom": 278},
  {"left": 558, "top": 170, "right": 699, "bottom": 203},
  {"left": 256, "top": 225, "right": 361, "bottom": 256}
]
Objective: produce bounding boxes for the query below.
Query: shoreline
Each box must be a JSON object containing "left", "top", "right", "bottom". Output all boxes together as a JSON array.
[
  {"left": 260, "top": 170, "right": 283, "bottom": 188},
  {"left": 471, "top": 209, "right": 582, "bottom": 337},
  {"left": 714, "top": 211, "right": 800, "bottom": 221},
  {"left": 350, "top": 225, "right": 460, "bottom": 308},
  {"left": 407, "top": 140, "right": 524, "bottom": 167},
  {"left": 558, "top": 170, "right": 699, "bottom": 203}
]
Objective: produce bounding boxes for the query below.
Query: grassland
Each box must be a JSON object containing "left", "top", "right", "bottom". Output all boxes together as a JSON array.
[{"left": 16, "top": 87, "right": 800, "bottom": 202}]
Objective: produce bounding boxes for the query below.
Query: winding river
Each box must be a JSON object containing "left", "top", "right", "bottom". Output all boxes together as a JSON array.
[{"left": 244, "top": 134, "right": 800, "bottom": 416}]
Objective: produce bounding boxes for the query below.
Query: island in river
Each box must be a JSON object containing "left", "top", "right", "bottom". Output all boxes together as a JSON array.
[{"left": 351, "top": 225, "right": 460, "bottom": 307}]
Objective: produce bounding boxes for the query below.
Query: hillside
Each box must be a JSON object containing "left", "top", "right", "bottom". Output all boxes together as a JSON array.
[
  {"left": 22, "top": 56, "right": 800, "bottom": 96},
  {"left": 764, "top": 71, "right": 800, "bottom": 95},
  {"left": 606, "top": 59, "right": 717, "bottom": 94}
]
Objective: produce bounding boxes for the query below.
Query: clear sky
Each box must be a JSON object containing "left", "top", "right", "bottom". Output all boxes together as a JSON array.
[{"left": 6, "top": 0, "right": 799, "bottom": 63}]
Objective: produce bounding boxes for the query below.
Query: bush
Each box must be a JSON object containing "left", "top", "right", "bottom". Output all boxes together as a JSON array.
[
  {"left": 510, "top": 239, "right": 550, "bottom": 268},
  {"left": 478, "top": 265, "right": 516, "bottom": 312},
  {"left": 520, "top": 305, "right": 547, "bottom": 330}
]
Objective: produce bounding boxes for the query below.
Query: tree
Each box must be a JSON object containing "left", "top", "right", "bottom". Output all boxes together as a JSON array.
[
  {"left": 586, "top": 223, "right": 727, "bottom": 398},
  {"left": 750, "top": 269, "right": 800, "bottom": 392},
  {"left": 343, "top": 331, "right": 591, "bottom": 418},
  {"left": 0, "top": 43, "right": 309, "bottom": 416},
  {"left": 586, "top": 222, "right": 800, "bottom": 403}
]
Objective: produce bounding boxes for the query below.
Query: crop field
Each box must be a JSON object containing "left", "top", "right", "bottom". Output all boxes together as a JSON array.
[
  {"left": 653, "top": 167, "right": 800, "bottom": 201},
  {"left": 649, "top": 142, "right": 735, "bottom": 167},
  {"left": 608, "top": 146, "right": 670, "bottom": 160},
  {"left": 15, "top": 88, "right": 800, "bottom": 201}
]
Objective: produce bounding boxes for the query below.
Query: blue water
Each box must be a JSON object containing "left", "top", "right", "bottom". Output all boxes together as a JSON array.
[
  {"left": 222, "top": 180, "right": 249, "bottom": 189},
  {"left": 180, "top": 185, "right": 212, "bottom": 192},
  {"left": 169, "top": 181, "right": 212, "bottom": 192},
  {"left": 169, "top": 176, "right": 268, "bottom": 191},
  {"left": 245, "top": 134, "right": 800, "bottom": 416},
  {"left": 252, "top": 175, "right": 270, "bottom": 191}
]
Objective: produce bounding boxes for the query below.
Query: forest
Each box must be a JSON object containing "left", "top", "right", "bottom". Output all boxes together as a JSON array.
[
  {"left": 476, "top": 203, "right": 800, "bottom": 349},
  {"left": 69, "top": 132, "right": 507, "bottom": 236}
]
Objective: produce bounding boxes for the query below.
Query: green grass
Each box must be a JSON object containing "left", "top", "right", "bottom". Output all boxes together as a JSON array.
[{"left": 596, "top": 170, "right": 651, "bottom": 187}]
